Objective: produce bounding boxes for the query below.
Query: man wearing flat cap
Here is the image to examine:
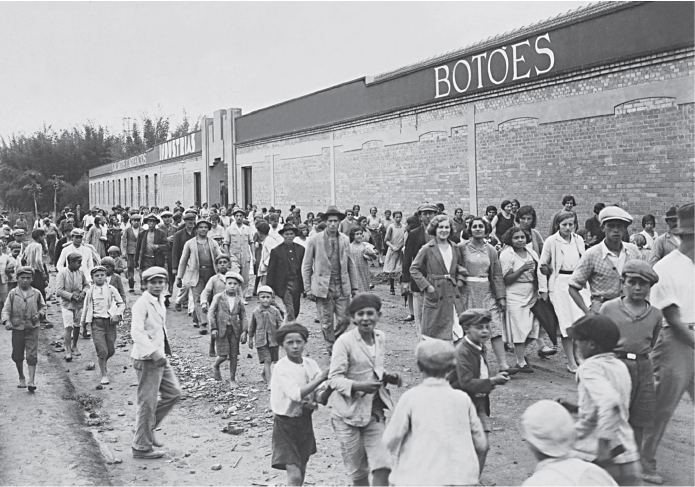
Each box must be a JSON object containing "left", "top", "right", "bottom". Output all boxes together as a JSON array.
[
  {"left": 568, "top": 206, "right": 641, "bottom": 315},
  {"left": 267, "top": 223, "right": 305, "bottom": 322},
  {"left": 302, "top": 205, "right": 358, "bottom": 353},
  {"left": 171, "top": 210, "right": 197, "bottom": 311},
  {"left": 121, "top": 213, "right": 142, "bottom": 293},
  {"left": 648, "top": 205, "right": 682, "bottom": 266},
  {"left": 223, "top": 208, "right": 254, "bottom": 302},
  {"left": 402, "top": 203, "right": 438, "bottom": 338},
  {"left": 642, "top": 203, "right": 695, "bottom": 485},
  {"left": 157, "top": 211, "right": 178, "bottom": 298},
  {"left": 57, "top": 228, "right": 100, "bottom": 283},
  {"left": 135, "top": 214, "right": 168, "bottom": 292}
]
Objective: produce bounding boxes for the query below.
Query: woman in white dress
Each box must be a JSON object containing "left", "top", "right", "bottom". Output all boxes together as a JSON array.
[
  {"left": 383, "top": 211, "right": 405, "bottom": 295},
  {"left": 500, "top": 226, "right": 543, "bottom": 373},
  {"left": 538, "top": 211, "right": 588, "bottom": 373}
]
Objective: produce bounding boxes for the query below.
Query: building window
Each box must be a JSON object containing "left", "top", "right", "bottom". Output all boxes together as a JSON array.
[
  {"left": 145, "top": 175, "right": 149, "bottom": 207},
  {"left": 193, "top": 172, "right": 202, "bottom": 207},
  {"left": 137, "top": 177, "right": 142, "bottom": 207},
  {"left": 130, "top": 178, "right": 134, "bottom": 207},
  {"left": 118, "top": 179, "right": 121, "bottom": 206},
  {"left": 154, "top": 173, "right": 158, "bottom": 207},
  {"left": 112, "top": 180, "right": 116, "bottom": 206}
]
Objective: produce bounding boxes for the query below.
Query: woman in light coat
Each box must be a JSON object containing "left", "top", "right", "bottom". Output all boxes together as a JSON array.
[{"left": 410, "top": 215, "right": 467, "bottom": 343}]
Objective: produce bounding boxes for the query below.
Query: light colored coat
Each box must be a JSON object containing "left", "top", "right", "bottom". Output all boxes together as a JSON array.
[
  {"left": 301, "top": 231, "right": 358, "bottom": 299},
  {"left": 538, "top": 232, "right": 586, "bottom": 293},
  {"left": 130, "top": 291, "right": 168, "bottom": 360},
  {"left": 224, "top": 224, "right": 253, "bottom": 263},
  {"left": 176, "top": 237, "right": 222, "bottom": 287},
  {"left": 80, "top": 283, "right": 125, "bottom": 326}
]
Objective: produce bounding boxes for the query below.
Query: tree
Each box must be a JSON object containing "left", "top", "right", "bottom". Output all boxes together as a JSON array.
[{"left": 22, "top": 171, "right": 42, "bottom": 216}]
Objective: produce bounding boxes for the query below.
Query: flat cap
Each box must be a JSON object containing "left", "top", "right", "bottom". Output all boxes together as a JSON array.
[
  {"left": 141, "top": 266, "right": 168, "bottom": 281},
  {"left": 160, "top": 211, "right": 173, "bottom": 218},
  {"left": 224, "top": 271, "right": 244, "bottom": 284},
  {"left": 90, "top": 265, "right": 107, "bottom": 275},
  {"left": 622, "top": 260, "right": 659, "bottom": 284},
  {"left": 256, "top": 285, "right": 274, "bottom": 296},
  {"left": 215, "top": 253, "right": 232, "bottom": 263},
  {"left": 182, "top": 210, "right": 198, "bottom": 220},
  {"left": 67, "top": 252, "right": 83, "bottom": 261},
  {"left": 458, "top": 309, "right": 492, "bottom": 329},
  {"left": 107, "top": 245, "right": 121, "bottom": 254},
  {"left": 129, "top": 214, "right": 142, "bottom": 221},
  {"left": 417, "top": 203, "right": 439, "bottom": 214},
  {"left": 70, "top": 228, "right": 85, "bottom": 236},
  {"left": 100, "top": 257, "right": 115, "bottom": 268},
  {"left": 598, "top": 206, "right": 633, "bottom": 225},
  {"left": 566, "top": 314, "right": 620, "bottom": 351},
  {"left": 15, "top": 266, "right": 34, "bottom": 277}
]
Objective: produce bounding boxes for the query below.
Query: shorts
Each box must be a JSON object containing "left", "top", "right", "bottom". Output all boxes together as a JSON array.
[
  {"left": 272, "top": 409, "right": 317, "bottom": 470},
  {"left": 12, "top": 328, "right": 39, "bottom": 365},
  {"left": 474, "top": 397, "right": 492, "bottom": 432},
  {"left": 215, "top": 329, "right": 240, "bottom": 358},
  {"left": 257, "top": 345, "right": 279, "bottom": 364},
  {"left": 331, "top": 416, "right": 391, "bottom": 481},
  {"left": 61, "top": 307, "right": 82, "bottom": 329},
  {"left": 91, "top": 317, "right": 117, "bottom": 360},
  {"left": 621, "top": 356, "right": 656, "bottom": 427}
]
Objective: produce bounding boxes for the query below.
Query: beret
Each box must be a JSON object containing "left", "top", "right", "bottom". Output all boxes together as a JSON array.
[
  {"left": 276, "top": 322, "right": 309, "bottom": 344},
  {"left": 224, "top": 271, "right": 244, "bottom": 284},
  {"left": 142, "top": 266, "right": 168, "bottom": 281},
  {"left": 622, "top": 260, "right": 659, "bottom": 284},
  {"left": 256, "top": 285, "right": 274, "bottom": 296},
  {"left": 15, "top": 266, "right": 34, "bottom": 277},
  {"left": 347, "top": 293, "right": 382, "bottom": 315},
  {"left": 598, "top": 206, "right": 633, "bottom": 225},
  {"left": 415, "top": 339, "right": 455, "bottom": 371}
]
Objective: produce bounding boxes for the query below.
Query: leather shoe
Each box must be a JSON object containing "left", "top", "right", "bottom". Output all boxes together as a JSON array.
[
  {"left": 174, "top": 302, "right": 182, "bottom": 312},
  {"left": 403, "top": 314, "right": 415, "bottom": 322},
  {"left": 132, "top": 448, "right": 165, "bottom": 459},
  {"left": 643, "top": 473, "right": 664, "bottom": 485}
]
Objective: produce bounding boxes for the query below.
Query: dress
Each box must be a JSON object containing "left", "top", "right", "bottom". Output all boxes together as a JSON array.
[
  {"left": 383, "top": 223, "right": 405, "bottom": 276},
  {"left": 549, "top": 236, "right": 587, "bottom": 336},
  {"left": 500, "top": 247, "right": 540, "bottom": 343},
  {"left": 494, "top": 213, "right": 515, "bottom": 239},
  {"left": 462, "top": 242, "right": 504, "bottom": 338},
  {"left": 349, "top": 242, "right": 372, "bottom": 293},
  {"left": 86, "top": 225, "right": 106, "bottom": 258}
]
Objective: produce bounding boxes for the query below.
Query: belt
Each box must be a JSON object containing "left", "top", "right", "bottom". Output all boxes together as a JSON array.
[
  {"left": 617, "top": 352, "right": 649, "bottom": 360},
  {"left": 558, "top": 270, "right": 574, "bottom": 275},
  {"left": 200, "top": 265, "right": 212, "bottom": 269}
]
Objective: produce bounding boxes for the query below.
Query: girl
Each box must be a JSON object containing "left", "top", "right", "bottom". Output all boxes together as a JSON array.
[
  {"left": 383, "top": 211, "right": 405, "bottom": 295},
  {"left": 349, "top": 227, "right": 377, "bottom": 294},
  {"left": 490, "top": 200, "right": 515, "bottom": 243},
  {"left": 294, "top": 223, "right": 309, "bottom": 247},
  {"left": 639, "top": 214, "right": 658, "bottom": 249},
  {"left": 630, "top": 233, "right": 651, "bottom": 261},
  {"left": 500, "top": 226, "right": 543, "bottom": 373},
  {"left": 86, "top": 216, "right": 107, "bottom": 258},
  {"left": 304, "top": 212, "right": 315, "bottom": 233},
  {"left": 539, "top": 211, "right": 587, "bottom": 373},
  {"left": 366, "top": 207, "right": 384, "bottom": 265}
]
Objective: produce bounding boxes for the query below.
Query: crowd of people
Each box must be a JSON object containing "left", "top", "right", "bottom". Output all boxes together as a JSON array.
[{"left": 0, "top": 196, "right": 692, "bottom": 486}]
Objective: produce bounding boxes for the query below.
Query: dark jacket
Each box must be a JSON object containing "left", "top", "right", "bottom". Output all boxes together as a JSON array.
[
  {"left": 449, "top": 338, "right": 493, "bottom": 416},
  {"left": 402, "top": 224, "right": 430, "bottom": 290},
  {"left": 172, "top": 227, "right": 195, "bottom": 270},
  {"left": 135, "top": 228, "right": 168, "bottom": 268},
  {"left": 266, "top": 242, "right": 305, "bottom": 297}
]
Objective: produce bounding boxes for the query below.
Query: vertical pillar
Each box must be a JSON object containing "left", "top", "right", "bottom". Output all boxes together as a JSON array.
[
  {"left": 330, "top": 131, "right": 336, "bottom": 204},
  {"left": 270, "top": 155, "right": 276, "bottom": 208},
  {"left": 467, "top": 106, "right": 478, "bottom": 216}
]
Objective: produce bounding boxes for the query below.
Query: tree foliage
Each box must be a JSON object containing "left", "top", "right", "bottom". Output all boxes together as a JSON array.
[{"left": 0, "top": 110, "right": 199, "bottom": 213}]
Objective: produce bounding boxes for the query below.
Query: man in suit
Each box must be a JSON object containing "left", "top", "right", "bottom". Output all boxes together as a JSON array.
[
  {"left": 135, "top": 214, "right": 169, "bottom": 292},
  {"left": 402, "top": 203, "right": 438, "bottom": 339},
  {"left": 223, "top": 208, "right": 254, "bottom": 302},
  {"left": 120, "top": 213, "right": 142, "bottom": 293},
  {"left": 176, "top": 219, "right": 222, "bottom": 334},
  {"left": 302, "top": 206, "right": 358, "bottom": 353},
  {"left": 171, "top": 210, "right": 197, "bottom": 311},
  {"left": 266, "top": 223, "right": 305, "bottom": 322},
  {"left": 157, "top": 210, "right": 178, "bottom": 302}
]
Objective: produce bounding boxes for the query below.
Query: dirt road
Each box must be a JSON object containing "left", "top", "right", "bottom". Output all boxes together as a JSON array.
[{"left": 1, "top": 267, "right": 692, "bottom": 486}]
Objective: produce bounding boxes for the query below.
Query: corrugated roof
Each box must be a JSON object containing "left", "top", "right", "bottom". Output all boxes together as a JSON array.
[{"left": 369, "top": 1, "right": 633, "bottom": 84}]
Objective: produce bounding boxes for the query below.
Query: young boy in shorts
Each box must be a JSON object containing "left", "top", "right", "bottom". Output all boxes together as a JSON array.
[
  {"left": 56, "top": 253, "right": 89, "bottom": 361},
  {"left": 81, "top": 265, "right": 125, "bottom": 385},
  {"left": 449, "top": 309, "right": 510, "bottom": 473},
  {"left": 101, "top": 257, "right": 126, "bottom": 301},
  {"left": 599, "top": 260, "right": 662, "bottom": 456},
  {"left": 201, "top": 253, "right": 235, "bottom": 357},
  {"left": 208, "top": 271, "right": 247, "bottom": 389},
  {"left": 270, "top": 322, "right": 328, "bottom": 486},
  {"left": 249, "top": 285, "right": 283, "bottom": 387},
  {"left": 2, "top": 266, "right": 45, "bottom": 390},
  {"left": 559, "top": 315, "right": 641, "bottom": 486},
  {"left": 107, "top": 246, "right": 127, "bottom": 275},
  {"left": 384, "top": 339, "right": 488, "bottom": 486}
]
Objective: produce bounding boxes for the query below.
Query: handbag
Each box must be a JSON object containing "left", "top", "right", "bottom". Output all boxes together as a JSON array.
[{"left": 531, "top": 297, "right": 559, "bottom": 345}]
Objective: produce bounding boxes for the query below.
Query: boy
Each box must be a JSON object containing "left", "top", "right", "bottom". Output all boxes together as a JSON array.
[
  {"left": 201, "top": 253, "right": 237, "bottom": 357},
  {"left": 521, "top": 400, "right": 617, "bottom": 486},
  {"left": 107, "top": 245, "right": 127, "bottom": 275},
  {"left": 208, "top": 272, "right": 247, "bottom": 389},
  {"left": 270, "top": 323, "right": 328, "bottom": 486},
  {"left": 599, "top": 260, "right": 662, "bottom": 455},
  {"left": 559, "top": 315, "right": 641, "bottom": 486},
  {"left": 1, "top": 266, "right": 46, "bottom": 391},
  {"left": 130, "top": 266, "right": 181, "bottom": 459},
  {"left": 5, "top": 241, "right": 22, "bottom": 291},
  {"left": 249, "top": 285, "right": 283, "bottom": 387},
  {"left": 449, "top": 309, "right": 510, "bottom": 473},
  {"left": 328, "top": 293, "right": 399, "bottom": 487},
  {"left": 56, "top": 253, "right": 89, "bottom": 361},
  {"left": 101, "top": 257, "right": 127, "bottom": 301},
  {"left": 81, "top": 265, "right": 125, "bottom": 385},
  {"left": 384, "top": 339, "right": 488, "bottom": 486}
]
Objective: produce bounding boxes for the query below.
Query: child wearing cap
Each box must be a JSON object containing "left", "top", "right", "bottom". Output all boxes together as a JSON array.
[
  {"left": 328, "top": 292, "right": 399, "bottom": 486},
  {"left": 56, "top": 253, "right": 89, "bottom": 361},
  {"left": 1, "top": 266, "right": 46, "bottom": 390},
  {"left": 4, "top": 242, "right": 22, "bottom": 291},
  {"left": 384, "top": 339, "right": 488, "bottom": 486},
  {"left": 208, "top": 272, "right": 248, "bottom": 389},
  {"left": 521, "top": 400, "right": 617, "bottom": 486},
  {"left": 249, "top": 285, "right": 283, "bottom": 388},
  {"left": 81, "top": 266, "right": 125, "bottom": 385},
  {"left": 101, "top": 257, "right": 126, "bottom": 301},
  {"left": 558, "top": 315, "right": 641, "bottom": 485},
  {"left": 449, "top": 309, "right": 511, "bottom": 472},
  {"left": 599, "top": 260, "right": 662, "bottom": 457},
  {"left": 201, "top": 253, "right": 237, "bottom": 356},
  {"left": 107, "top": 246, "right": 127, "bottom": 275},
  {"left": 270, "top": 322, "right": 328, "bottom": 486}
]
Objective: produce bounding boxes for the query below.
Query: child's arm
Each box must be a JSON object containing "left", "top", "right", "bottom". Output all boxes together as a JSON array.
[
  {"left": 55, "top": 271, "right": 72, "bottom": 301},
  {"left": 35, "top": 291, "right": 46, "bottom": 320},
  {"left": 80, "top": 288, "right": 92, "bottom": 328},
  {"left": 200, "top": 279, "right": 213, "bottom": 312},
  {"left": 382, "top": 394, "right": 411, "bottom": 453},
  {"left": 328, "top": 339, "right": 381, "bottom": 396},
  {"left": 248, "top": 311, "right": 257, "bottom": 349},
  {"left": 110, "top": 286, "right": 125, "bottom": 322},
  {"left": 2, "top": 292, "right": 12, "bottom": 329},
  {"left": 208, "top": 295, "right": 219, "bottom": 337},
  {"left": 238, "top": 300, "right": 248, "bottom": 344}
]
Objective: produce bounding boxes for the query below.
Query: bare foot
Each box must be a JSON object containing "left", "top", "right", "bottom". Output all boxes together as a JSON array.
[
  {"left": 27, "top": 381, "right": 36, "bottom": 392},
  {"left": 17, "top": 378, "right": 27, "bottom": 388},
  {"left": 212, "top": 366, "right": 222, "bottom": 381},
  {"left": 101, "top": 376, "right": 110, "bottom": 385},
  {"left": 72, "top": 346, "right": 81, "bottom": 356},
  {"left": 228, "top": 380, "right": 239, "bottom": 389}
]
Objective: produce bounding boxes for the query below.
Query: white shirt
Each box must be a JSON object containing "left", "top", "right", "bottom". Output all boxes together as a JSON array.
[
  {"left": 293, "top": 237, "right": 307, "bottom": 248},
  {"left": 92, "top": 284, "right": 110, "bottom": 318},
  {"left": 600, "top": 241, "right": 627, "bottom": 275},
  {"left": 270, "top": 356, "right": 322, "bottom": 417},
  {"left": 640, "top": 229, "right": 659, "bottom": 250},
  {"left": 652, "top": 250, "right": 694, "bottom": 325},
  {"left": 465, "top": 336, "right": 489, "bottom": 380},
  {"left": 522, "top": 457, "right": 617, "bottom": 486},
  {"left": 57, "top": 243, "right": 96, "bottom": 283},
  {"left": 82, "top": 214, "right": 95, "bottom": 228},
  {"left": 438, "top": 244, "right": 453, "bottom": 272}
]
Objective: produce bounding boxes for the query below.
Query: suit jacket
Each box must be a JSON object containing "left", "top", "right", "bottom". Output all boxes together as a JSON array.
[
  {"left": 172, "top": 227, "right": 195, "bottom": 270},
  {"left": 402, "top": 224, "right": 430, "bottom": 290},
  {"left": 267, "top": 242, "right": 305, "bottom": 298},
  {"left": 135, "top": 228, "right": 168, "bottom": 268},
  {"left": 449, "top": 338, "right": 493, "bottom": 416},
  {"left": 176, "top": 237, "right": 222, "bottom": 287},
  {"left": 121, "top": 226, "right": 141, "bottom": 256},
  {"left": 208, "top": 292, "right": 247, "bottom": 339},
  {"left": 301, "top": 231, "right": 358, "bottom": 299}
]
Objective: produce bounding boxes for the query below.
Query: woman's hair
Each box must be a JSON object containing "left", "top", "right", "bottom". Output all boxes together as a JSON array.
[
  {"left": 515, "top": 205, "right": 538, "bottom": 228},
  {"left": 427, "top": 214, "right": 451, "bottom": 236},
  {"left": 554, "top": 210, "right": 576, "bottom": 229},
  {"left": 454, "top": 207, "right": 464, "bottom": 215},
  {"left": 94, "top": 216, "right": 102, "bottom": 226},
  {"left": 485, "top": 205, "right": 497, "bottom": 214},
  {"left": 357, "top": 216, "right": 368, "bottom": 226},
  {"left": 306, "top": 212, "right": 314, "bottom": 220},
  {"left": 370, "top": 206, "right": 377, "bottom": 213},
  {"left": 562, "top": 195, "right": 577, "bottom": 206},
  {"left": 630, "top": 233, "right": 647, "bottom": 248},
  {"left": 502, "top": 226, "right": 531, "bottom": 246},
  {"left": 384, "top": 209, "right": 392, "bottom": 215},
  {"left": 642, "top": 214, "right": 656, "bottom": 227},
  {"left": 392, "top": 210, "right": 403, "bottom": 218},
  {"left": 511, "top": 199, "right": 520, "bottom": 207},
  {"left": 467, "top": 217, "right": 492, "bottom": 236},
  {"left": 349, "top": 226, "right": 364, "bottom": 243},
  {"left": 500, "top": 200, "right": 512, "bottom": 210}
]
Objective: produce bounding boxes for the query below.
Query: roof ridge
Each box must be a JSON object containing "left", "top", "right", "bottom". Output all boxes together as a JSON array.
[{"left": 370, "top": 1, "right": 631, "bottom": 84}]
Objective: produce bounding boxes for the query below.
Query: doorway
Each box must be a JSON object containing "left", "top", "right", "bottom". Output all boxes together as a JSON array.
[
  {"left": 242, "top": 167, "right": 252, "bottom": 209},
  {"left": 193, "top": 172, "right": 202, "bottom": 207}
]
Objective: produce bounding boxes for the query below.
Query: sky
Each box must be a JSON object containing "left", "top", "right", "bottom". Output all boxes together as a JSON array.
[{"left": 0, "top": 1, "right": 591, "bottom": 139}]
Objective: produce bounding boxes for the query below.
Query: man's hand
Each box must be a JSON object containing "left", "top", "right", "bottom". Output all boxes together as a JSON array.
[
  {"left": 110, "top": 315, "right": 120, "bottom": 325},
  {"left": 71, "top": 292, "right": 80, "bottom": 301},
  {"left": 151, "top": 350, "right": 167, "bottom": 367},
  {"left": 78, "top": 291, "right": 86, "bottom": 300},
  {"left": 497, "top": 298, "right": 507, "bottom": 312},
  {"left": 4, "top": 322, "right": 12, "bottom": 331},
  {"left": 176, "top": 278, "right": 182, "bottom": 288},
  {"left": 201, "top": 302, "right": 208, "bottom": 313},
  {"left": 240, "top": 331, "right": 248, "bottom": 344},
  {"left": 211, "top": 330, "right": 218, "bottom": 339}
]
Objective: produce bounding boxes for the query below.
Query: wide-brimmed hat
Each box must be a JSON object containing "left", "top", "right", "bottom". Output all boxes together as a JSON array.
[
  {"left": 598, "top": 206, "right": 633, "bottom": 225},
  {"left": 665, "top": 205, "right": 679, "bottom": 220},
  {"left": 278, "top": 223, "right": 298, "bottom": 235},
  {"left": 672, "top": 203, "right": 694, "bottom": 235},
  {"left": 321, "top": 205, "right": 345, "bottom": 221}
]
